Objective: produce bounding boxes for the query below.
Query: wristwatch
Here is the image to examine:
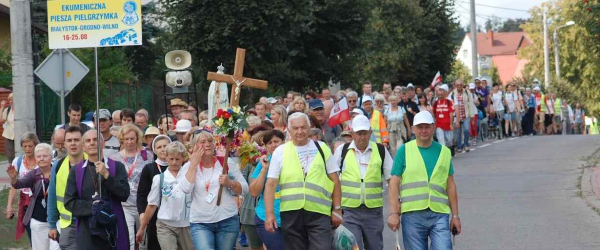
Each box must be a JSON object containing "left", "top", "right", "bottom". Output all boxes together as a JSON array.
[{"left": 452, "top": 214, "right": 460, "bottom": 219}]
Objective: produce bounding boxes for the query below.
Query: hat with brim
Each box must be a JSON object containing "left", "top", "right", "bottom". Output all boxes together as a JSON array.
[
  {"left": 170, "top": 98, "right": 188, "bottom": 108},
  {"left": 351, "top": 108, "right": 365, "bottom": 116},
  {"left": 309, "top": 99, "right": 324, "bottom": 110},
  {"left": 93, "top": 109, "right": 112, "bottom": 120},
  {"left": 169, "top": 119, "right": 192, "bottom": 134},
  {"left": 361, "top": 96, "right": 373, "bottom": 104},
  {"left": 266, "top": 97, "right": 278, "bottom": 104},
  {"left": 352, "top": 115, "right": 371, "bottom": 132},
  {"left": 144, "top": 126, "right": 160, "bottom": 137},
  {"left": 341, "top": 131, "right": 352, "bottom": 137},
  {"left": 413, "top": 111, "right": 435, "bottom": 126}
]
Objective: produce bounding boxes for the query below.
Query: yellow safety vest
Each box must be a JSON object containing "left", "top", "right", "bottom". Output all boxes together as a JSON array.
[
  {"left": 56, "top": 154, "right": 87, "bottom": 228},
  {"left": 401, "top": 141, "right": 451, "bottom": 214},
  {"left": 370, "top": 110, "right": 388, "bottom": 143},
  {"left": 341, "top": 142, "right": 383, "bottom": 208},
  {"left": 279, "top": 141, "right": 334, "bottom": 216}
]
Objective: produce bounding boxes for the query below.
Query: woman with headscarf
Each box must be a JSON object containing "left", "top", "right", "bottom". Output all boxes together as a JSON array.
[{"left": 136, "top": 135, "right": 172, "bottom": 250}]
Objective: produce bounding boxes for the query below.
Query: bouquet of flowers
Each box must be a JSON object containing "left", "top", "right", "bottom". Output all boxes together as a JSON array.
[
  {"left": 237, "top": 142, "right": 268, "bottom": 169},
  {"left": 212, "top": 106, "right": 248, "bottom": 135},
  {"left": 215, "top": 131, "right": 244, "bottom": 158}
]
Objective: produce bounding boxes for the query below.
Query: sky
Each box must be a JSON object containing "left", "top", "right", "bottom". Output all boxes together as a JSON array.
[{"left": 454, "top": 0, "right": 545, "bottom": 27}]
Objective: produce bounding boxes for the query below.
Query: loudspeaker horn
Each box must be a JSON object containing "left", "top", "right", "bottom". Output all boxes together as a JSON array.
[{"left": 165, "top": 50, "right": 192, "bottom": 70}]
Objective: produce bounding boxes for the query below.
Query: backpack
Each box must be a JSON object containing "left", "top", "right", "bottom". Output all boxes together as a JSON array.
[{"left": 339, "top": 143, "right": 385, "bottom": 174}]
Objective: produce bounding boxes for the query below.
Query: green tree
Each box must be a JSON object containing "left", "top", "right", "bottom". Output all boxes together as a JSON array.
[
  {"left": 341, "top": 0, "right": 458, "bottom": 88},
  {"left": 446, "top": 60, "right": 472, "bottom": 84},
  {"left": 159, "top": 0, "right": 369, "bottom": 94},
  {"left": 521, "top": 0, "right": 600, "bottom": 115}
]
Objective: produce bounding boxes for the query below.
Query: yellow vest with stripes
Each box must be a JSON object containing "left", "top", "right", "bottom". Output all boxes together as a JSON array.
[
  {"left": 279, "top": 141, "right": 334, "bottom": 216},
  {"left": 370, "top": 110, "right": 385, "bottom": 143},
  {"left": 341, "top": 142, "right": 383, "bottom": 208},
  {"left": 401, "top": 141, "right": 451, "bottom": 214},
  {"left": 56, "top": 154, "right": 87, "bottom": 228}
]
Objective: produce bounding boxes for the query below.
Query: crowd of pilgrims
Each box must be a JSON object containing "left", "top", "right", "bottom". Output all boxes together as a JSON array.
[{"left": 1, "top": 78, "right": 593, "bottom": 250}]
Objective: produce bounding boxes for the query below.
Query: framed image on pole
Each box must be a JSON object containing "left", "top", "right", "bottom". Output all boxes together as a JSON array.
[{"left": 47, "top": 0, "right": 143, "bottom": 49}]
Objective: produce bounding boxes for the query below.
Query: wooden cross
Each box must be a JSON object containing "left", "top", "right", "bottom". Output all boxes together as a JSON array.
[{"left": 206, "top": 48, "right": 268, "bottom": 107}]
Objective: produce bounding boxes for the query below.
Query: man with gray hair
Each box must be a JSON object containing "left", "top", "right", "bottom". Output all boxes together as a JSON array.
[
  {"left": 112, "top": 110, "right": 122, "bottom": 126},
  {"left": 264, "top": 112, "right": 342, "bottom": 250},
  {"left": 52, "top": 128, "right": 67, "bottom": 162}
]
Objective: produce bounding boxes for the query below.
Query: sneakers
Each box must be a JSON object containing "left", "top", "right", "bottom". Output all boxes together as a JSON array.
[
  {"left": 239, "top": 232, "right": 248, "bottom": 247},
  {"left": 464, "top": 146, "right": 470, "bottom": 152},
  {"left": 456, "top": 148, "right": 463, "bottom": 154}
]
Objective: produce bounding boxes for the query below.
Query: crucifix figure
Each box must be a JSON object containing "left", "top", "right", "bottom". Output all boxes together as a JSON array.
[{"left": 206, "top": 48, "right": 268, "bottom": 107}]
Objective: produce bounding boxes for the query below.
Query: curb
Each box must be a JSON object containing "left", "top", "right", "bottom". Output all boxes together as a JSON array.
[{"left": 580, "top": 146, "right": 600, "bottom": 214}]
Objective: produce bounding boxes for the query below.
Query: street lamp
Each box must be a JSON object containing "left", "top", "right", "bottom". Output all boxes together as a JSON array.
[{"left": 553, "top": 21, "right": 575, "bottom": 83}]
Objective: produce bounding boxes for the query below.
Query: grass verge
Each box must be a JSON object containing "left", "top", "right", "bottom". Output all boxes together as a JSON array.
[{"left": 0, "top": 187, "right": 30, "bottom": 249}]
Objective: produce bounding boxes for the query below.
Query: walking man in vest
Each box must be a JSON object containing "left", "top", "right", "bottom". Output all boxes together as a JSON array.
[
  {"left": 64, "top": 130, "right": 130, "bottom": 250},
  {"left": 47, "top": 126, "right": 87, "bottom": 249},
  {"left": 264, "top": 112, "right": 342, "bottom": 250},
  {"left": 333, "top": 115, "right": 393, "bottom": 250},
  {"left": 388, "top": 111, "right": 461, "bottom": 250}
]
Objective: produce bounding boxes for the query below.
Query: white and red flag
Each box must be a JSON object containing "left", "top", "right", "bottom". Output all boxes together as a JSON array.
[
  {"left": 329, "top": 97, "right": 351, "bottom": 127},
  {"left": 430, "top": 71, "right": 443, "bottom": 88}
]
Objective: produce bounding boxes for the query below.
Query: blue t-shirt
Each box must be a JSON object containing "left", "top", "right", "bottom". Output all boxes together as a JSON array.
[
  {"left": 251, "top": 156, "right": 281, "bottom": 225},
  {"left": 391, "top": 141, "right": 454, "bottom": 179}
]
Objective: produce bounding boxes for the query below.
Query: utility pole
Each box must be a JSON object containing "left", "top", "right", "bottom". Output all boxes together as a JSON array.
[
  {"left": 10, "top": 0, "right": 36, "bottom": 154},
  {"left": 470, "top": 0, "right": 479, "bottom": 79},
  {"left": 543, "top": 4, "right": 550, "bottom": 89}
]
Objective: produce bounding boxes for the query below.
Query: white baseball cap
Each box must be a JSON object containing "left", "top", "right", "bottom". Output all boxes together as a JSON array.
[
  {"left": 351, "top": 108, "right": 364, "bottom": 116},
  {"left": 413, "top": 111, "right": 435, "bottom": 126},
  {"left": 439, "top": 84, "right": 449, "bottom": 92},
  {"left": 362, "top": 96, "right": 373, "bottom": 104},
  {"left": 351, "top": 115, "right": 371, "bottom": 132},
  {"left": 407, "top": 83, "right": 414, "bottom": 88},
  {"left": 533, "top": 86, "right": 541, "bottom": 91},
  {"left": 469, "top": 83, "right": 476, "bottom": 89}
]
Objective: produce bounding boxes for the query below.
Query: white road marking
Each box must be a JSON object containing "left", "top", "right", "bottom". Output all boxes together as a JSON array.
[
  {"left": 493, "top": 140, "right": 504, "bottom": 144},
  {"left": 478, "top": 144, "right": 491, "bottom": 148}
]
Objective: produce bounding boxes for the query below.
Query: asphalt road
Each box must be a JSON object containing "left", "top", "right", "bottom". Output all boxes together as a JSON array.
[{"left": 382, "top": 135, "right": 600, "bottom": 250}]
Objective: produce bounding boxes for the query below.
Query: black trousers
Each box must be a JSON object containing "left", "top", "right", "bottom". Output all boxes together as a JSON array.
[
  {"left": 523, "top": 107, "right": 535, "bottom": 135},
  {"left": 280, "top": 209, "right": 332, "bottom": 250}
]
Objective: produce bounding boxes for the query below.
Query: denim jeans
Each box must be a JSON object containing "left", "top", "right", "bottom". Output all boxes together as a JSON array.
[
  {"left": 453, "top": 117, "right": 470, "bottom": 149},
  {"left": 401, "top": 209, "right": 452, "bottom": 250},
  {"left": 190, "top": 215, "right": 240, "bottom": 250}
]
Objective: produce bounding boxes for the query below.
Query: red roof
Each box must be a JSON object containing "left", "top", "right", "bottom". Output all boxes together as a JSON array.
[
  {"left": 492, "top": 55, "right": 530, "bottom": 85},
  {"left": 468, "top": 31, "right": 530, "bottom": 56}
]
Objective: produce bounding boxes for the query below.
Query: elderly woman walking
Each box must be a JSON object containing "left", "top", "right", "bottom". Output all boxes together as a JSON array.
[
  {"left": 8, "top": 143, "right": 60, "bottom": 249},
  {"left": 112, "top": 124, "right": 155, "bottom": 250},
  {"left": 384, "top": 95, "right": 411, "bottom": 157},
  {"left": 180, "top": 131, "right": 248, "bottom": 249},
  {"left": 5, "top": 132, "right": 39, "bottom": 243}
]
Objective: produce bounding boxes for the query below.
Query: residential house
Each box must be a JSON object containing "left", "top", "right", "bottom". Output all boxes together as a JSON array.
[{"left": 457, "top": 30, "right": 531, "bottom": 85}]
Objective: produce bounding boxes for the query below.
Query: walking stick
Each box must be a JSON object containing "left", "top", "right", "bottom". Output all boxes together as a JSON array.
[{"left": 216, "top": 130, "right": 234, "bottom": 206}]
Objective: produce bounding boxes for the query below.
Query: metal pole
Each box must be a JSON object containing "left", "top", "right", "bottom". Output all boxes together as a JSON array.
[
  {"left": 553, "top": 30, "right": 561, "bottom": 84},
  {"left": 543, "top": 4, "right": 550, "bottom": 88},
  {"left": 10, "top": 0, "right": 36, "bottom": 155},
  {"left": 59, "top": 49, "right": 66, "bottom": 125},
  {"left": 469, "top": 0, "right": 479, "bottom": 79},
  {"left": 94, "top": 47, "right": 102, "bottom": 198}
]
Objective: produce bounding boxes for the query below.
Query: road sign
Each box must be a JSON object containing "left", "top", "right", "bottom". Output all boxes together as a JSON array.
[
  {"left": 47, "top": 0, "right": 143, "bottom": 49},
  {"left": 35, "top": 49, "right": 89, "bottom": 96},
  {"left": 35, "top": 49, "right": 89, "bottom": 124}
]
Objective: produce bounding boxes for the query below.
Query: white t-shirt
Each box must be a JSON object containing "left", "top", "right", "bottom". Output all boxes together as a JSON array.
[
  {"left": 179, "top": 158, "right": 249, "bottom": 224},
  {"left": 505, "top": 92, "right": 517, "bottom": 112},
  {"left": 148, "top": 169, "right": 191, "bottom": 228},
  {"left": 492, "top": 92, "right": 505, "bottom": 112},
  {"left": 267, "top": 140, "right": 339, "bottom": 179}
]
